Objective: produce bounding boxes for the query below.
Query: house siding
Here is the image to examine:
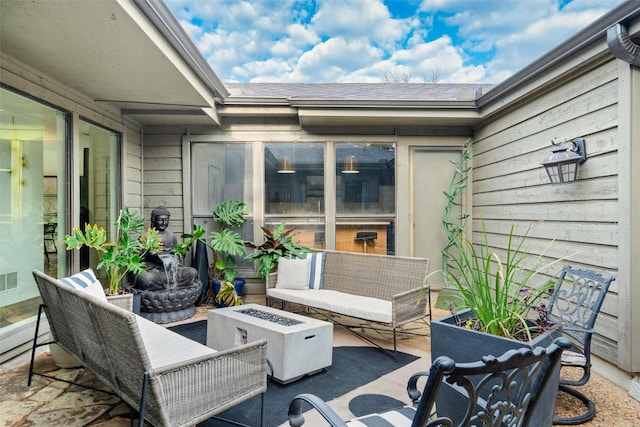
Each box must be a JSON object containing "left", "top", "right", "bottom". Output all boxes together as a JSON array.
[
  {"left": 142, "top": 132, "right": 189, "bottom": 234},
  {"left": 473, "top": 57, "right": 621, "bottom": 366}
]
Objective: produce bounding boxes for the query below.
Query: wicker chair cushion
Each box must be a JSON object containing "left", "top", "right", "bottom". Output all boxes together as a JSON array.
[
  {"left": 267, "top": 288, "right": 392, "bottom": 323},
  {"left": 58, "top": 268, "right": 107, "bottom": 302},
  {"left": 276, "top": 256, "right": 311, "bottom": 289},
  {"left": 346, "top": 405, "right": 416, "bottom": 426},
  {"left": 136, "top": 316, "right": 216, "bottom": 368}
]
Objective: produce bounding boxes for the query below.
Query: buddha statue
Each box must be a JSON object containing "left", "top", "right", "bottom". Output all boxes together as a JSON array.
[{"left": 132, "top": 206, "right": 199, "bottom": 291}]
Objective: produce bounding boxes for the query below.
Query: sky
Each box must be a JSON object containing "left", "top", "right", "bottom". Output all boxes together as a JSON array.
[{"left": 165, "top": 0, "right": 627, "bottom": 84}]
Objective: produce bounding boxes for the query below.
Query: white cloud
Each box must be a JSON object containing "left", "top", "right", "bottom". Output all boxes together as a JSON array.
[
  {"left": 165, "top": 0, "right": 627, "bottom": 84},
  {"left": 312, "top": 0, "right": 408, "bottom": 43}
]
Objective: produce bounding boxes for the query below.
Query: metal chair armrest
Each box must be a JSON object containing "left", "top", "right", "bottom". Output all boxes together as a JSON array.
[
  {"left": 288, "top": 393, "right": 348, "bottom": 427},
  {"left": 406, "top": 371, "right": 430, "bottom": 403}
]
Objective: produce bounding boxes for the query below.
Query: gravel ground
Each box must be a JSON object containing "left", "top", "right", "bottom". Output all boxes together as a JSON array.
[{"left": 555, "top": 372, "right": 640, "bottom": 426}]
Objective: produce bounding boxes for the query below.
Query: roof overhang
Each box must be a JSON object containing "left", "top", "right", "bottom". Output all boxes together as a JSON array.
[
  {"left": 296, "top": 107, "right": 483, "bottom": 127},
  {"left": 222, "top": 95, "right": 483, "bottom": 128},
  {"left": 0, "top": 0, "right": 226, "bottom": 126}
]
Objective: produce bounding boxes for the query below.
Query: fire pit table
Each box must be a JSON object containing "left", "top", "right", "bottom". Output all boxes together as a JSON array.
[{"left": 207, "top": 303, "right": 333, "bottom": 384}]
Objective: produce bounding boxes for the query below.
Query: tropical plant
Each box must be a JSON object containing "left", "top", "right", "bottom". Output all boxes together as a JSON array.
[
  {"left": 214, "top": 280, "right": 243, "bottom": 306},
  {"left": 177, "top": 200, "right": 249, "bottom": 282},
  {"left": 63, "top": 207, "right": 162, "bottom": 294},
  {"left": 209, "top": 200, "right": 249, "bottom": 281},
  {"left": 245, "top": 221, "right": 311, "bottom": 281},
  {"left": 436, "top": 219, "right": 567, "bottom": 341}
]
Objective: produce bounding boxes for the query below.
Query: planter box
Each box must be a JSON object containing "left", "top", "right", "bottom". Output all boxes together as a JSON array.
[
  {"left": 431, "top": 309, "right": 560, "bottom": 427},
  {"left": 106, "top": 293, "right": 134, "bottom": 311}
]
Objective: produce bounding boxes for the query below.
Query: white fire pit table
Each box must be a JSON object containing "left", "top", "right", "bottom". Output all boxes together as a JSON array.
[{"left": 207, "top": 303, "right": 333, "bottom": 384}]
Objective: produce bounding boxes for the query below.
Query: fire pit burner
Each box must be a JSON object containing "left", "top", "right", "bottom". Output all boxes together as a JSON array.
[{"left": 239, "top": 308, "right": 302, "bottom": 326}]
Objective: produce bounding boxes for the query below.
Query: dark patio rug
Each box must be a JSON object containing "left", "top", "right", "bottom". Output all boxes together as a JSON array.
[{"left": 168, "top": 320, "right": 420, "bottom": 427}]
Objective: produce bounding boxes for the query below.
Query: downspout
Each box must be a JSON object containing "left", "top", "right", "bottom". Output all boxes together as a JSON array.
[{"left": 607, "top": 23, "right": 640, "bottom": 65}]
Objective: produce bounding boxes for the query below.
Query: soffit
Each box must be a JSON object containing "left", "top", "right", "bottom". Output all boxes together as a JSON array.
[{"left": 0, "top": 0, "right": 218, "bottom": 126}]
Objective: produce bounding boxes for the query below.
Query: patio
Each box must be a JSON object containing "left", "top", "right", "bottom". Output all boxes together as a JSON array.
[{"left": 1, "top": 294, "right": 639, "bottom": 427}]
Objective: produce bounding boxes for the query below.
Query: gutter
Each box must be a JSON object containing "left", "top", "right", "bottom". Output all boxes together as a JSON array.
[
  {"left": 288, "top": 98, "right": 477, "bottom": 109},
  {"left": 224, "top": 97, "right": 478, "bottom": 109},
  {"left": 607, "top": 22, "right": 640, "bottom": 65},
  {"left": 478, "top": 1, "right": 640, "bottom": 108},
  {"left": 132, "top": 0, "right": 230, "bottom": 100}
]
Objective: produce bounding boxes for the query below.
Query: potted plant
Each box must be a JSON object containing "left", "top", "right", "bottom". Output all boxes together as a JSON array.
[
  {"left": 430, "top": 221, "right": 568, "bottom": 426},
  {"left": 245, "top": 221, "right": 311, "bottom": 281},
  {"left": 63, "top": 207, "right": 162, "bottom": 303},
  {"left": 179, "top": 200, "right": 249, "bottom": 306},
  {"left": 428, "top": 146, "right": 569, "bottom": 426}
]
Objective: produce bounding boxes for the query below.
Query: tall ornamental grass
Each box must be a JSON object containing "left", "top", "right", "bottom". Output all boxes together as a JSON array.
[{"left": 440, "top": 220, "right": 568, "bottom": 341}]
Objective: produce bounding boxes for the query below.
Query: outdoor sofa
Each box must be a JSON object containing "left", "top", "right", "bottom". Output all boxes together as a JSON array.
[
  {"left": 29, "top": 269, "right": 268, "bottom": 427},
  {"left": 266, "top": 250, "right": 430, "bottom": 357}
]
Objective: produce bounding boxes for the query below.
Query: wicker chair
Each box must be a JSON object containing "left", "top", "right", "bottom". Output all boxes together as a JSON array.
[
  {"left": 29, "top": 270, "right": 268, "bottom": 427},
  {"left": 287, "top": 337, "right": 571, "bottom": 427},
  {"left": 547, "top": 266, "right": 615, "bottom": 425}
]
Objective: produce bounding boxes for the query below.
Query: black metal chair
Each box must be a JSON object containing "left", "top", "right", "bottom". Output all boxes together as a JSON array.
[
  {"left": 546, "top": 266, "right": 615, "bottom": 425},
  {"left": 288, "top": 337, "right": 571, "bottom": 427}
]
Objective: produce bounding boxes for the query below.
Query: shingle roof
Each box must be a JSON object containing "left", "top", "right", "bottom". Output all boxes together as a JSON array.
[{"left": 224, "top": 83, "right": 495, "bottom": 101}]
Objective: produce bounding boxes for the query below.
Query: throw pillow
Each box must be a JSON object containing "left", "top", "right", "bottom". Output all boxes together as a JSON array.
[
  {"left": 308, "top": 252, "right": 325, "bottom": 289},
  {"left": 58, "top": 268, "right": 108, "bottom": 302},
  {"left": 276, "top": 256, "right": 311, "bottom": 290}
]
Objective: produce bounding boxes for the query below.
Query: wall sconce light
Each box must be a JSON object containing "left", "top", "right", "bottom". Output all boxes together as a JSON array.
[
  {"left": 278, "top": 156, "right": 295, "bottom": 174},
  {"left": 541, "top": 137, "right": 587, "bottom": 184},
  {"left": 342, "top": 155, "right": 359, "bottom": 174}
]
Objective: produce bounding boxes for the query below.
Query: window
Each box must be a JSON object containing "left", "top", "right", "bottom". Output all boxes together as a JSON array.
[
  {"left": 78, "top": 120, "right": 121, "bottom": 273},
  {"left": 191, "top": 143, "right": 254, "bottom": 275},
  {"left": 264, "top": 143, "right": 325, "bottom": 249},
  {"left": 0, "top": 87, "right": 67, "bottom": 340},
  {"left": 336, "top": 143, "right": 395, "bottom": 255}
]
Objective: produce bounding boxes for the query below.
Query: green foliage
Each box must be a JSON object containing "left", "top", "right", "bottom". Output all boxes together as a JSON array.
[
  {"left": 214, "top": 280, "right": 243, "bottom": 306},
  {"left": 245, "top": 221, "right": 311, "bottom": 281},
  {"left": 174, "top": 224, "right": 206, "bottom": 257},
  {"left": 175, "top": 201, "right": 250, "bottom": 282},
  {"left": 442, "top": 138, "right": 472, "bottom": 279},
  {"left": 436, "top": 219, "right": 566, "bottom": 341},
  {"left": 213, "top": 200, "right": 249, "bottom": 228},
  {"left": 63, "top": 207, "right": 162, "bottom": 294},
  {"left": 209, "top": 201, "right": 249, "bottom": 281}
]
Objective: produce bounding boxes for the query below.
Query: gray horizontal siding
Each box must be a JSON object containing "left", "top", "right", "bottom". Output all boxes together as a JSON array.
[{"left": 472, "top": 58, "right": 620, "bottom": 365}]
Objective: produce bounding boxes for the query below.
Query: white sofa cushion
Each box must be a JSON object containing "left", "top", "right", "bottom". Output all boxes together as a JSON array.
[
  {"left": 136, "top": 316, "right": 216, "bottom": 369},
  {"left": 276, "top": 256, "right": 311, "bottom": 289},
  {"left": 267, "top": 288, "right": 392, "bottom": 324},
  {"left": 58, "top": 268, "right": 107, "bottom": 302}
]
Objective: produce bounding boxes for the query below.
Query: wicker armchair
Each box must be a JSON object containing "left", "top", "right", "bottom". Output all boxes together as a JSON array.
[
  {"left": 288, "top": 337, "right": 571, "bottom": 427},
  {"left": 29, "top": 270, "right": 268, "bottom": 427}
]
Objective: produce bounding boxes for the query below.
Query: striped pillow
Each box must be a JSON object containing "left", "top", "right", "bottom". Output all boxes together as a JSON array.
[
  {"left": 58, "top": 268, "right": 108, "bottom": 302},
  {"left": 307, "top": 252, "right": 324, "bottom": 289}
]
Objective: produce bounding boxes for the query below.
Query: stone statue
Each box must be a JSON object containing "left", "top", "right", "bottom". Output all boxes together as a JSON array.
[{"left": 133, "top": 206, "right": 199, "bottom": 291}]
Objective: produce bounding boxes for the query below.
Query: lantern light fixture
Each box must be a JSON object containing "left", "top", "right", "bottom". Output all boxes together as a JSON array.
[{"left": 541, "top": 137, "right": 587, "bottom": 184}]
